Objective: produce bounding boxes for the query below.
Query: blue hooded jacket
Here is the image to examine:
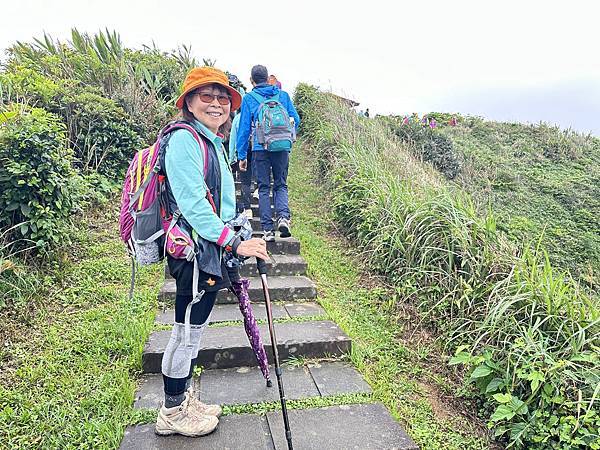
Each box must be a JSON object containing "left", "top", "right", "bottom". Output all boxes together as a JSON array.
[{"left": 235, "top": 83, "right": 300, "bottom": 161}]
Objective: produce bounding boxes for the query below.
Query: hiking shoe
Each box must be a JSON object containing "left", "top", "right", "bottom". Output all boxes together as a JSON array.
[
  {"left": 253, "top": 188, "right": 259, "bottom": 199},
  {"left": 263, "top": 230, "right": 275, "bottom": 242},
  {"left": 155, "top": 395, "right": 218, "bottom": 437},
  {"left": 277, "top": 218, "right": 291, "bottom": 238},
  {"left": 243, "top": 208, "right": 253, "bottom": 219},
  {"left": 186, "top": 387, "right": 222, "bottom": 418}
]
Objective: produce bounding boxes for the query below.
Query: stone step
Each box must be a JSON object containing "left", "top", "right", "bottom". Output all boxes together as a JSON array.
[
  {"left": 266, "top": 403, "right": 419, "bottom": 450},
  {"left": 164, "top": 254, "right": 307, "bottom": 279},
  {"left": 120, "top": 403, "right": 418, "bottom": 449},
  {"left": 134, "top": 362, "right": 371, "bottom": 409},
  {"left": 160, "top": 235, "right": 300, "bottom": 256},
  {"left": 121, "top": 415, "right": 271, "bottom": 450},
  {"left": 159, "top": 276, "right": 317, "bottom": 304},
  {"left": 236, "top": 191, "right": 272, "bottom": 202},
  {"left": 142, "top": 320, "right": 350, "bottom": 373},
  {"left": 250, "top": 216, "right": 288, "bottom": 230},
  {"left": 234, "top": 180, "right": 272, "bottom": 190},
  {"left": 156, "top": 302, "right": 326, "bottom": 325},
  {"left": 240, "top": 204, "right": 274, "bottom": 216},
  {"left": 256, "top": 235, "right": 300, "bottom": 254},
  {"left": 250, "top": 231, "right": 298, "bottom": 247}
]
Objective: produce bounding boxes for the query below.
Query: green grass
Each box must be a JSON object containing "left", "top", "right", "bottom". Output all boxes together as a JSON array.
[
  {"left": 436, "top": 119, "right": 600, "bottom": 291},
  {"left": 222, "top": 391, "right": 375, "bottom": 416},
  {"left": 133, "top": 391, "right": 374, "bottom": 424},
  {"left": 288, "top": 141, "right": 490, "bottom": 449},
  {"left": 0, "top": 207, "right": 162, "bottom": 449}
]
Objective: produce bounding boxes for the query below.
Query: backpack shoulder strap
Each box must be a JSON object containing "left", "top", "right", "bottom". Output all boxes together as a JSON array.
[
  {"left": 249, "top": 91, "right": 266, "bottom": 104},
  {"left": 163, "top": 122, "right": 217, "bottom": 213},
  {"left": 161, "top": 122, "right": 209, "bottom": 177}
]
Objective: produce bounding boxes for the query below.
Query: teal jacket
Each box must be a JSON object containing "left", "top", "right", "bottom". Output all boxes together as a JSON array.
[{"left": 165, "top": 120, "right": 237, "bottom": 248}]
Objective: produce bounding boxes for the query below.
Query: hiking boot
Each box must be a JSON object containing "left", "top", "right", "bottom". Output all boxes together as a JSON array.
[
  {"left": 243, "top": 208, "right": 253, "bottom": 219},
  {"left": 263, "top": 230, "right": 275, "bottom": 242},
  {"left": 277, "top": 218, "right": 291, "bottom": 238},
  {"left": 186, "top": 387, "right": 222, "bottom": 418},
  {"left": 155, "top": 395, "right": 218, "bottom": 437},
  {"left": 252, "top": 188, "right": 259, "bottom": 199}
]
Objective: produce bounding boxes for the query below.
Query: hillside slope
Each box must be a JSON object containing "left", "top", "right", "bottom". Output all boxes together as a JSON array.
[
  {"left": 296, "top": 85, "right": 599, "bottom": 449},
  {"left": 417, "top": 117, "right": 599, "bottom": 290}
]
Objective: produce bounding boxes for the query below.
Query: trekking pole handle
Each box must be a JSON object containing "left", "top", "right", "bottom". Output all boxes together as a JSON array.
[{"left": 256, "top": 257, "right": 268, "bottom": 275}]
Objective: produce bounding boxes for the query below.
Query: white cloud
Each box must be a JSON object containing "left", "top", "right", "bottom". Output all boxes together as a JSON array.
[{"left": 1, "top": 0, "right": 599, "bottom": 133}]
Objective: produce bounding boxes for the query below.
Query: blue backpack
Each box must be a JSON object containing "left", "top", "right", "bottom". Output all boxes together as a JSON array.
[{"left": 249, "top": 91, "right": 296, "bottom": 151}]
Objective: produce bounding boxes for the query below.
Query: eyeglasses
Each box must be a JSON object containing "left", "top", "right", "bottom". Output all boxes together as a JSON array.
[{"left": 195, "top": 92, "right": 231, "bottom": 106}]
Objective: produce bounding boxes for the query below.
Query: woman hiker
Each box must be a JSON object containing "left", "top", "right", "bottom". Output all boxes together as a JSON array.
[{"left": 156, "top": 66, "right": 269, "bottom": 437}]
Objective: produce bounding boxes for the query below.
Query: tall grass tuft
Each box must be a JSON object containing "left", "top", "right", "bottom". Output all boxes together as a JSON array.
[{"left": 294, "top": 84, "right": 599, "bottom": 449}]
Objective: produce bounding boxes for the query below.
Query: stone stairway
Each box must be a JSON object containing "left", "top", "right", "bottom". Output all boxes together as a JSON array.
[{"left": 120, "top": 181, "right": 418, "bottom": 449}]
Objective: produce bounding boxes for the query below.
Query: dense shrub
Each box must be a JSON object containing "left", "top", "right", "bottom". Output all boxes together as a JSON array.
[
  {"left": 124, "top": 48, "right": 185, "bottom": 102},
  {"left": 295, "top": 84, "right": 599, "bottom": 449},
  {"left": 7, "top": 38, "right": 126, "bottom": 97},
  {"left": 55, "top": 85, "right": 140, "bottom": 177},
  {"left": 381, "top": 116, "right": 461, "bottom": 179},
  {"left": 0, "top": 68, "right": 60, "bottom": 107},
  {"left": 0, "top": 106, "right": 76, "bottom": 251}
]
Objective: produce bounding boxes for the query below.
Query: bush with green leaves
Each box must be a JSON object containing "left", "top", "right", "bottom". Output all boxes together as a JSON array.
[
  {"left": 295, "top": 84, "right": 599, "bottom": 449},
  {"left": 0, "top": 106, "right": 76, "bottom": 251},
  {"left": 380, "top": 116, "right": 461, "bottom": 179},
  {"left": 0, "top": 67, "right": 60, "bottom": 108},
  {"left": 55, "top": 85, "right": 141, "bottom": 177}
]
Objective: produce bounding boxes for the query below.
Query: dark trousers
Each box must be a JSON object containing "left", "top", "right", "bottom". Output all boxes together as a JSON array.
[
  {"left": 238, "top": 148, "right": 254, "bottom": 211},
  {"left": 254, "top": 150, "right": 290, "bottom": 232}
]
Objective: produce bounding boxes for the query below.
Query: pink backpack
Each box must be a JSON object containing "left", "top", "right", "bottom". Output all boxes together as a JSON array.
[{"left": 119, "top": 122, "right": 216, "bottom": 296}]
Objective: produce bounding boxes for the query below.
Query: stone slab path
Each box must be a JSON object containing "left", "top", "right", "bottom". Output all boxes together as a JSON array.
[
  {"left": 120, "top": 183, "right": 418, "bottom": 449},
  {"left": 121, "top": 404, "right": 417, "bottom": 450}
]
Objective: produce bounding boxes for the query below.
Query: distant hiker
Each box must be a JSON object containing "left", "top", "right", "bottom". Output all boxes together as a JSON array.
[
  {"left": 155, "top": 66, "right": 269, "bottom": 438},
  {"left": 228, "top": 102, "right": 254, "bottom": 218},
  {"left": 449, "top": 116, "right": 458, "bottom": 126},
  {"left": 429, "top": 118, "right": 437, "bottom": 129},
  {"left": 364, "top": 108, "right": 370, "bottom": 118},
  {"left": 402, "top": 116, "right": 409, "bottom": 125},
  {"left": 236, "top": 64, "right": 300, "bottom": 242},
  {"left": 268, "top": 74, "right": 282, "bottom": 89}
]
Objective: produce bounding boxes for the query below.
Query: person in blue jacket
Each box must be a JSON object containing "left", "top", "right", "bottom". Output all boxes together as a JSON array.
[{"left": 236, "top": 65, "right": 300, "bottom": 241}]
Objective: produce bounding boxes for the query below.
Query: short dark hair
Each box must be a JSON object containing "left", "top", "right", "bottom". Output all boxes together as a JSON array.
[{"left": 251, "top": 65, "right": 268, "bottom": 84}]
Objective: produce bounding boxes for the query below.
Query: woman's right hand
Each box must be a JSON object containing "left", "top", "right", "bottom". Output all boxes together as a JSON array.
[{"left": 236, "top": 238, "right": 269, "bottom": 261}]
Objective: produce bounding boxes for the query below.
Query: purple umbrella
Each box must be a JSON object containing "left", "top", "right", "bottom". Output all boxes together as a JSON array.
[{"left": 230, "top": 278, "right": 272, "bottom": 386}]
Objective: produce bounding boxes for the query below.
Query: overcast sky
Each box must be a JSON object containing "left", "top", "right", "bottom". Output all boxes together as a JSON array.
[{"left": 2, "top": 0, "right": 599, "bottom": 135}]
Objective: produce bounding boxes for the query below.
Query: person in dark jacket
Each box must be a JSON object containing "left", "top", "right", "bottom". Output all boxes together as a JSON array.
[
  {"left": 235, "top": 65, "right": 300, "bottom": 241},
  {"left": 156, "top": 66, "right": 269, "bottom": 438}
]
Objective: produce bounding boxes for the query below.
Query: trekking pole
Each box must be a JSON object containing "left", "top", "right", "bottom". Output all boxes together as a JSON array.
[{"left": 257, "top": 257, "right": 293, "bottom": 450}]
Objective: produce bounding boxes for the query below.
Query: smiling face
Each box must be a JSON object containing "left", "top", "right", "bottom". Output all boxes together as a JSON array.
[{"left": 185, "top": 83, "right": 231, "bottom": 134}]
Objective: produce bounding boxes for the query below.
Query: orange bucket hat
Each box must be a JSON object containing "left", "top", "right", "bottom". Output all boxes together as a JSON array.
[{"left": 175, "top": 66, "right": 242, "bottom": 111}]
